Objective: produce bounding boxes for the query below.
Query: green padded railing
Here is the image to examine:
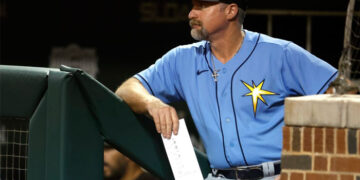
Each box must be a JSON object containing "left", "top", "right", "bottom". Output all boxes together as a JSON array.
[{"left": 0, "top": 65, "right": 211, "bottom": 180}]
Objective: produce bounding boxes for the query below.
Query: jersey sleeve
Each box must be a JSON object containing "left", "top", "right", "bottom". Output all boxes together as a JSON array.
[
  {"left": 134, "top": 47, "right": 183, "bottom": 104},
  {"left": 281, "top": 42, "right": 338, "bottom": 95}
]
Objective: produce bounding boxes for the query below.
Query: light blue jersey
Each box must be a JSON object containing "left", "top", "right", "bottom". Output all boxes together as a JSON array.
[{"left": 135, "top": 30, "right": 337, "bottom": 169}]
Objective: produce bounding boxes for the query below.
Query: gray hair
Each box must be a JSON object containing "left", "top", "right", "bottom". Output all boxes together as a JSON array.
[
  {"left": 219, "top": 3, "right": 246, "bottom": 26},
  {"left": 237, "top": 8, "right": 246, "bottom": 26}
]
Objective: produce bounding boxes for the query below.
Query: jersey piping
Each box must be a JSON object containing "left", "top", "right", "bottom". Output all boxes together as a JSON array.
[{"left": 230, "top": 33, "right": 261, "bottom": 166}]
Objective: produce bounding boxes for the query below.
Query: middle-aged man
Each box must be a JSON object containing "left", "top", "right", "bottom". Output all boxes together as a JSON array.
[{"left": 116, "top": 0, "right": 337, "bottom": 179}]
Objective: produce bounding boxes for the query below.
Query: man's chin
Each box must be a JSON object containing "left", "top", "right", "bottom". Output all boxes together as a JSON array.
[
  {"left": 103, "top": 172, "right": 112, "bottom": 179},
  {"left": 191, "top": 30, "right": 204, "bottom": 41},
  {"left": 104, "top": 169, "right": 117, "bottom": 180},
  {"left": 190, "top": 29, "right": 208, "bottom": 41}
]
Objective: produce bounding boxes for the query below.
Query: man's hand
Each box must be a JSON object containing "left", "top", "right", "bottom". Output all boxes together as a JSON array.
[
  {"left": 146, "top": 99, "right": 179, "bottom": 139},
  {"left": 116, "top": 77, "right": 179, "bottom": 139}
]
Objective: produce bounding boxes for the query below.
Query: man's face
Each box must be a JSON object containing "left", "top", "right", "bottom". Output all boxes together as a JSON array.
[
  {"left": 103, "top": 148, "right": 128, "bottom": 180},
  {"left": 188, "top": 0, "right": 227, "bottom": 40}
]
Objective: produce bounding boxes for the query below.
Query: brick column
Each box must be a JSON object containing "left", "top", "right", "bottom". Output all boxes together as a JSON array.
[{"left": 280, "top": 94, "right": 360, "bottom": 180}]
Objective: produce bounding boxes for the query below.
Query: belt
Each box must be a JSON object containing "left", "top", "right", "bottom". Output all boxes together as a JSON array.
[{"left": 212, "top": 161, "right": 281, "bottom": 180}]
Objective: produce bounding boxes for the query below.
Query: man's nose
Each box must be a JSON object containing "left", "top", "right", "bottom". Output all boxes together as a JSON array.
[{"left": 188, "top": 8, "right": 198, "bottom": 20}]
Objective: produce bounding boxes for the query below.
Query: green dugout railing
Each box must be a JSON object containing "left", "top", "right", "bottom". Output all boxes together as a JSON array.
[{"left": 0, "top": 65, "right": 211, "bottom": 180}]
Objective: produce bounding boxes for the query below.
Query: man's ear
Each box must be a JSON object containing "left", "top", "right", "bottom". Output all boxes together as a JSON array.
[{"left": 225, "top": 3, "right": 239, "bottom": 20}]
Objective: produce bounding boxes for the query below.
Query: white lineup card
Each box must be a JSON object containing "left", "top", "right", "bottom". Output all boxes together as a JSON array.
[{"left": 161, "top": 119, "right": 204, "bottom": 180}]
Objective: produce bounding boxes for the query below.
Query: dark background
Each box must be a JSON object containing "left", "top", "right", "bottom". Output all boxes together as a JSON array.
[{"left": 0, "top": 0, "right": 348, "bottom": 91}]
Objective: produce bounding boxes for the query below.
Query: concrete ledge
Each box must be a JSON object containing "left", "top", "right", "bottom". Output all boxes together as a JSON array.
[{"left": 285, "top": 94, "right": 360, "bottom": 128}]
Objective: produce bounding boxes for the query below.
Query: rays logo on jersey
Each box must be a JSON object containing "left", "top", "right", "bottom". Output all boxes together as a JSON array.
[{"left": 241, "top": 80, "right": 278, "bottom": 117}]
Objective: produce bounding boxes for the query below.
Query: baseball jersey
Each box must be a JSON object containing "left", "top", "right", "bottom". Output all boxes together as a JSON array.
[{"left": 134, "top": 30, "right": 337, "bottom": 169}]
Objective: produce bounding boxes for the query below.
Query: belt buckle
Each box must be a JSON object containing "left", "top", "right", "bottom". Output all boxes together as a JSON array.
[{"left": 234, "top": 165, "right": 263, "bottom": 180}]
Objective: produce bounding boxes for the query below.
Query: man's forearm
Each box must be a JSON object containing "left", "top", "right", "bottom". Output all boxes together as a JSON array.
[
  {"left": 115, "top": 77, "right": 157, "bottom": 115},
  {"left": 115, "top": 77, "right": 179, "bottom": 138}
]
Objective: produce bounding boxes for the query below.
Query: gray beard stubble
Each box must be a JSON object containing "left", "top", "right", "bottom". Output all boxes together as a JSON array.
[{"left": 189, "top": 19, "right": 209, "bottom": 41}]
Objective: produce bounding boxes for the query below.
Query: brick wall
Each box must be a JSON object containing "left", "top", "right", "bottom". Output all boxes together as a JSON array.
[
  {"left": 280, "top": 126, "right": 360, "bottom": 180},
  {"left": 281, "top": 95, "right": 360, "bottom": 180}
]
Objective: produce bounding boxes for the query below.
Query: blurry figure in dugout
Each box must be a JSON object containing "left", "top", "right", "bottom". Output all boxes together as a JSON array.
[{"left": 104, "top": 143, "right": 159, "bottom": 180}]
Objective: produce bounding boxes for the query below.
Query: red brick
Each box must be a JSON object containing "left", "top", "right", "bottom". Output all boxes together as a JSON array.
[
  {"left": 306, "top": 173, "right": 337, "bottom": 180},
  {"left": 290, "top": 172, "right": 303, "bottom": 180},
  {"left": 326, "top": 128, "right": 335, "bottom": 154},
  {"left": 315, "top": 128, "right": 324, "bottom": 153},
  {"left": 280, "top": 172, "right": 288, "bottom": 180},
  {"left": 337, "top": 129, "right": 346, "bottom": 154},
  {"left": 303, "top": 127, "right": 312, "bottom": 152},
  {"left": 340, "top": 174, "right": 354, "bottom": 180},
  {"left": 314, "top": 156, "right": 327, "bottom": 171},
  {"left": 358, "top": 130, "right": 360, "bottom": 155},
  {"left": 331, "top": 157, "right": 360, "bottom": 173},
  {"left": 283, "top": 126, "right": 291, "bottom": 151}
]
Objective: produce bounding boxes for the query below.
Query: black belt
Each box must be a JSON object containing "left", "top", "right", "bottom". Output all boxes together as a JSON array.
[{"left": 212, "top": 162, "right": 281, "bottom": 180}]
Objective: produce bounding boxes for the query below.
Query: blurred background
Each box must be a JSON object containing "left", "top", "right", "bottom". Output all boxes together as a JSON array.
[{"left": 0, "top": 0, "right": 348, "bottom": 91}]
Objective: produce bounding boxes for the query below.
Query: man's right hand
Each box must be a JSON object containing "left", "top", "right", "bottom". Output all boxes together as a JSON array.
[
  {"left": 146, "top": 99, "right": 179, "bottom": 139},
  {"left": 116, "top": 78, "right": 179, "bottom": 139}
]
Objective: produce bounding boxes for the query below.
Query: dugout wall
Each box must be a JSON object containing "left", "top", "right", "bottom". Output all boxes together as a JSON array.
[{"left": 0, "top": 65, "right": 211, "bottom": 180}]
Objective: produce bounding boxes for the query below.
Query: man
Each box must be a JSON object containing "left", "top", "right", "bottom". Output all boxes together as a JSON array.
[
  {"left": 116, "top": 0, "right": 337, "bottom": 179},
  {"left": 104, "top": 143, "right": 159, "bottom": 180}
]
